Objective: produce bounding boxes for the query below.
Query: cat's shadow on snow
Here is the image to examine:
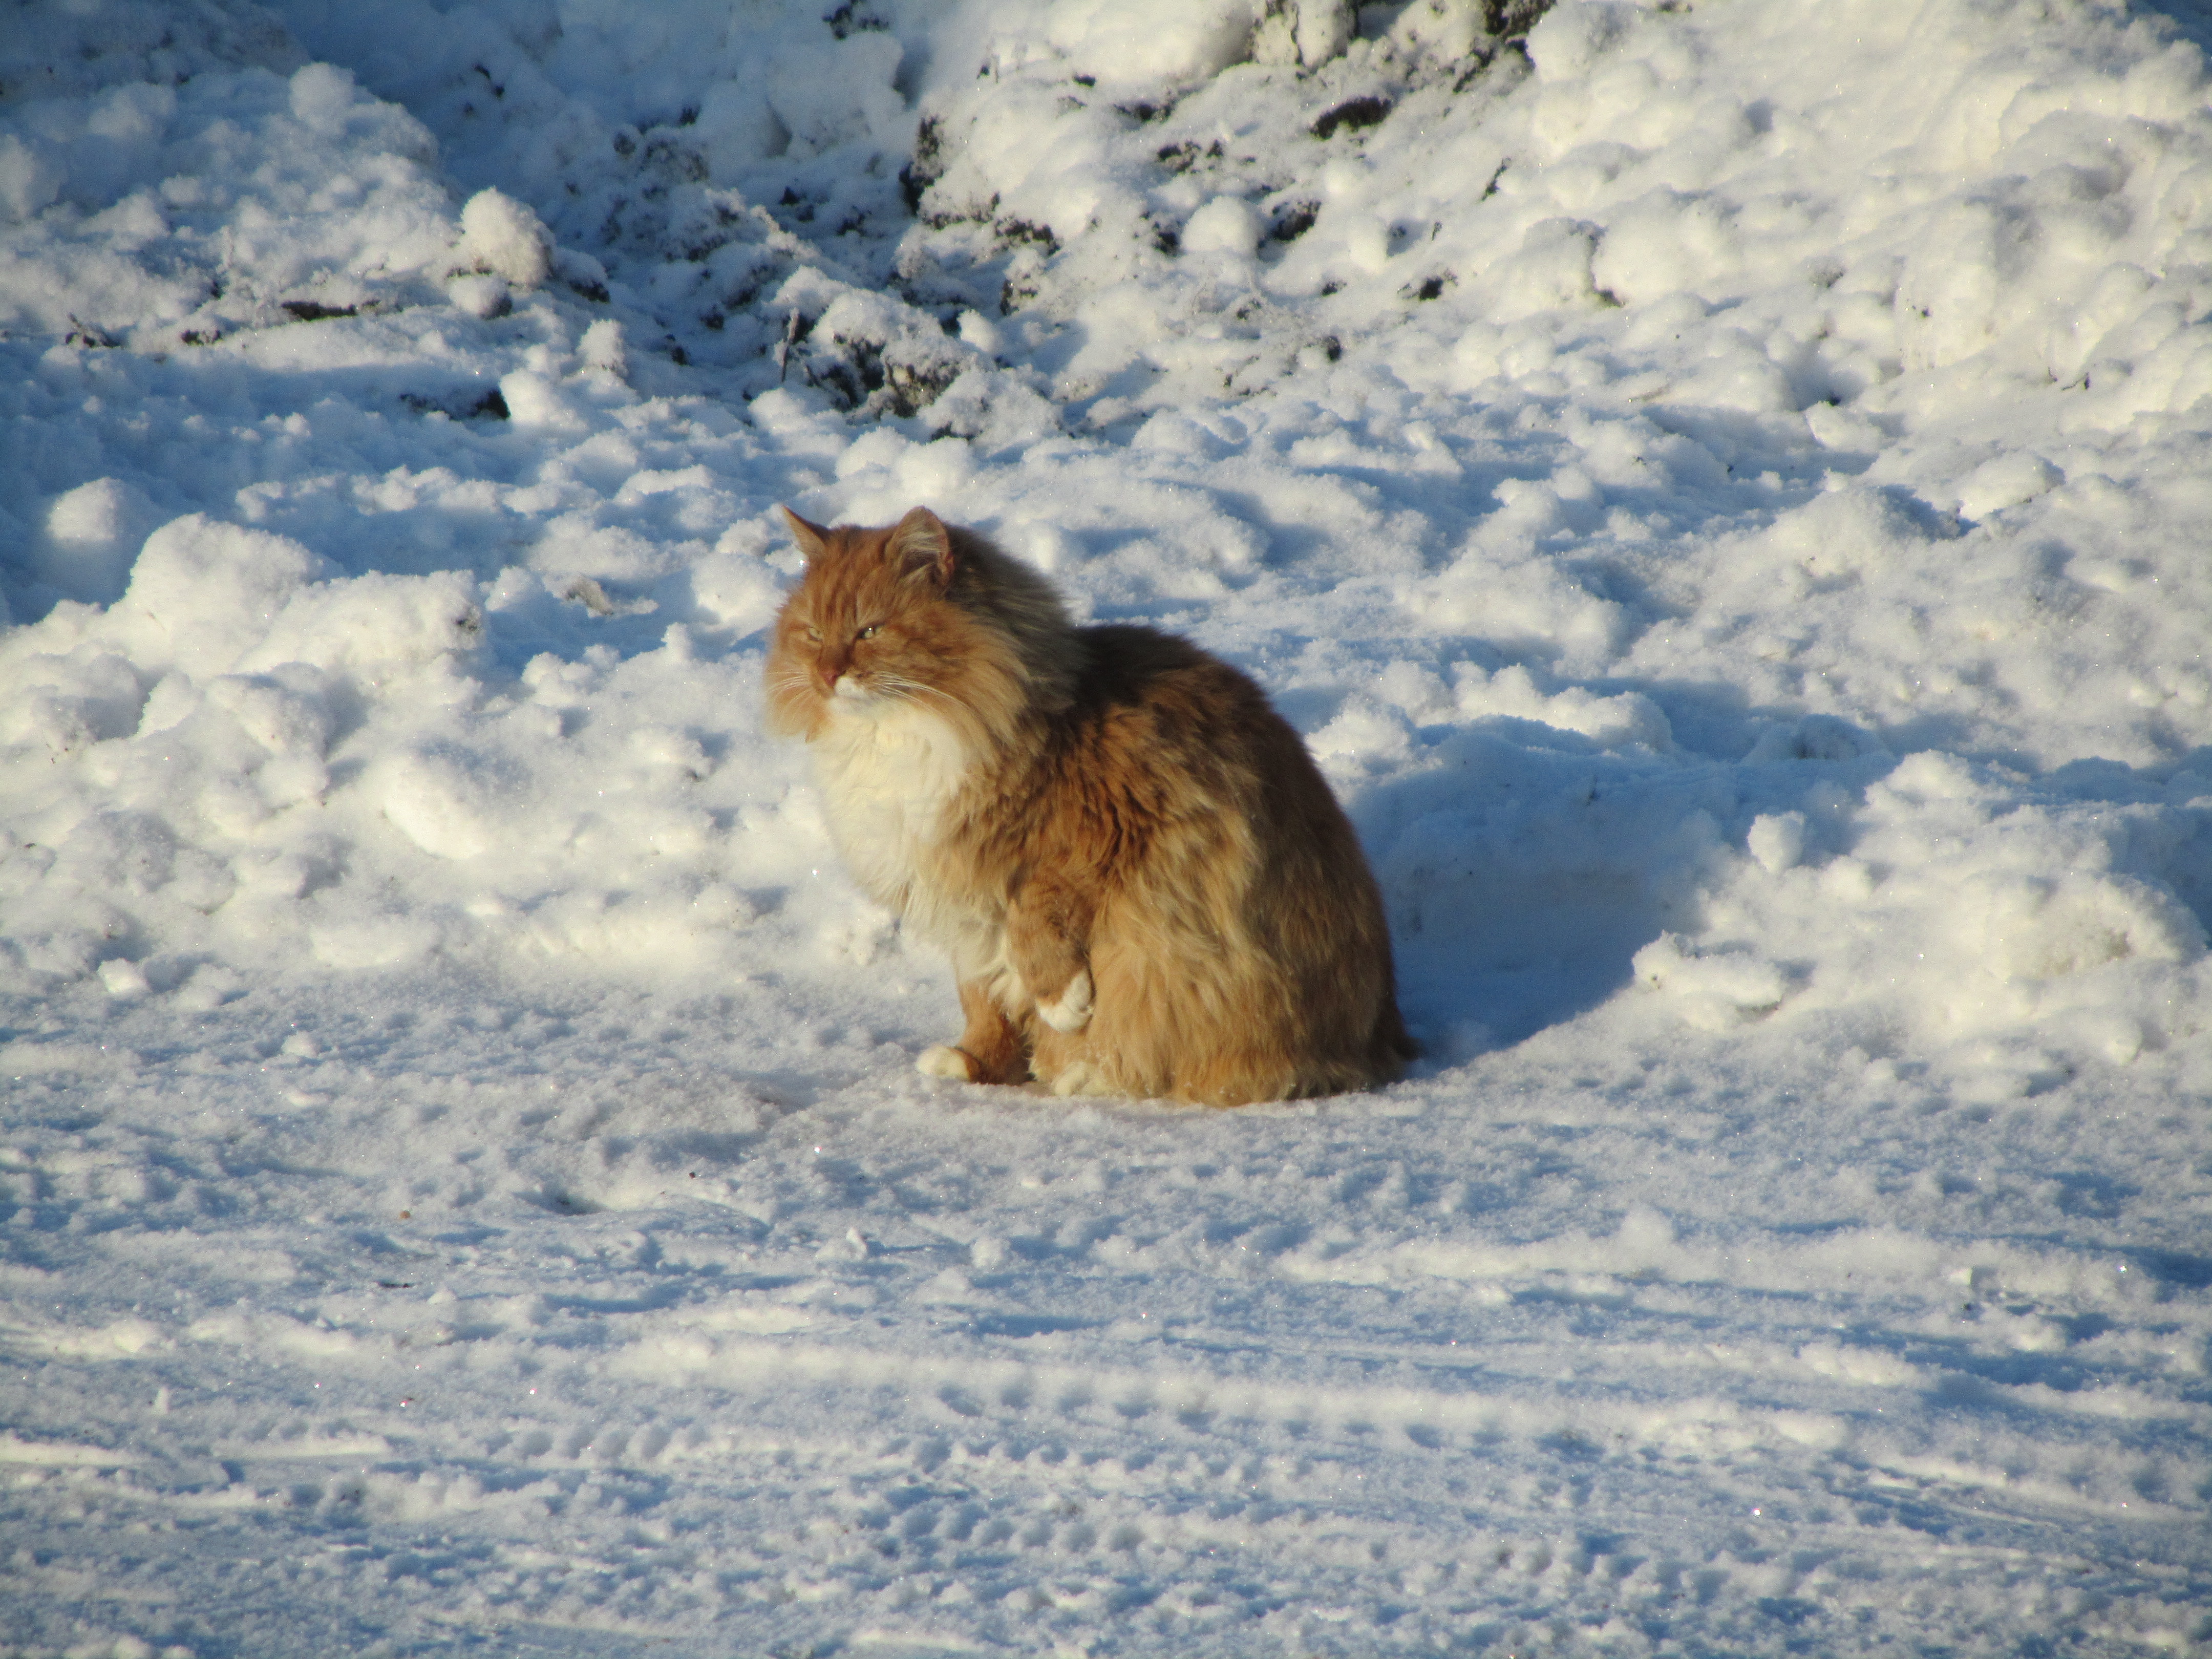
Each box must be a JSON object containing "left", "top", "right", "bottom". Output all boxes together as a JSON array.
[
  {"left": 1342, "top": 731, "right": 1692, "bottom": 1062},
  {"left": 1331, "top": 677, "right": 1902, "bottom": 1061}
]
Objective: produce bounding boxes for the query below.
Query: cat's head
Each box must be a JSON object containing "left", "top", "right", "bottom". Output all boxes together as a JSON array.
[{"left": 765, "top": 505, "right": 1070, "bottom": 746}]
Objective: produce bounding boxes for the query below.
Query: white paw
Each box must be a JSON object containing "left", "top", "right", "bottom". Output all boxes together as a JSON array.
[
  {"left": 1036, "top": 967, "right": 1093, "bottom": 1033},
  {"left": 917, "top": 1045, "right": 976, "bottom": 1080}
]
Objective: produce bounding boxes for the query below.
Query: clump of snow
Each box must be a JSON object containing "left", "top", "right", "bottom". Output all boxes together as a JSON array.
[
  {"left": 1181, "top": 192, "right": 1267, "bottom": 258},
  {"left": 1252, "top": 0, "right": 1357, "bottom": 70},
  {"left": 1044, "top": 0, "right": 1265, "bottom": 89},
  {"left": 4, "top": 0, "right": 2211, "bottom": 1652},
  {"left": 455, "top": 185, "right": 551, "bottom": 289},
  {"left": 32, "top": 477, "right": 165, "bottom": 607}
]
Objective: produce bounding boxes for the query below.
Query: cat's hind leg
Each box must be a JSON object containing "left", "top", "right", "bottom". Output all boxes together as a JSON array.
[
  {"left": 1029, "top": 1025, "right": 1119, "bottom": 1097},
  {"left": 918, "top": 978, "right": 1032, "bottom": 1084}
]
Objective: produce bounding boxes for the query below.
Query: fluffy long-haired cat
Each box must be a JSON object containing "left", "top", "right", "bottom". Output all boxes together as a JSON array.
[{"left": 766, "top": 505, "right": 1413, "bottom": 1107}]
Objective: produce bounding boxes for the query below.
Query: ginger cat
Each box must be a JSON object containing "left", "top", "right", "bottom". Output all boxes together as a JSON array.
[{"left": 766, "top": 505, "right": 1413, "bottom": 1106}]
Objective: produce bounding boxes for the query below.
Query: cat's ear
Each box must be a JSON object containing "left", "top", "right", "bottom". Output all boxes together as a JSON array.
[
  {"left": 779, "top": 506, "right": 833, "bottom": 563},
  {"left": 888, "top": 506, "right": 955, "bottom": 588}
]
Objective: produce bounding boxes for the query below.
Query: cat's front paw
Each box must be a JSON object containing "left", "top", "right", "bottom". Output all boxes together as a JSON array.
[
  {"left": 917, "top": 1044, "right": 979, "bottom": 1080},
  {"left": 1035, "top": 967, "right": 1093, "bottom": 1033}
]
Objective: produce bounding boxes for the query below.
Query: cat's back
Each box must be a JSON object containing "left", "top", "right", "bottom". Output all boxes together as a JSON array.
[
  {"left": 1058, "top": 624, "right": 1327, "bottom": 802},
  {"left": 1066, "top": 624, "right": 1275, "bottom": 747},
  {"left": 1033, "top": 623, "right": 1375, "bottom": 918}
]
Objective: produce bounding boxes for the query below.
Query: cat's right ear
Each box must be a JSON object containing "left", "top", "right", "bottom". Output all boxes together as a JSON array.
[
  {"left": 888, "top": 506, "right": 955, "bottom": 588},
  {"left": 779, "top": 506, "right": 833, "bottom": 563}
]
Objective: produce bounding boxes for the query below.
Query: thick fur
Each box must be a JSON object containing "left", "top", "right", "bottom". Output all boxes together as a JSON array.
[{"left": 767, "top": 504, "right": 1414, "bottom": 1107}]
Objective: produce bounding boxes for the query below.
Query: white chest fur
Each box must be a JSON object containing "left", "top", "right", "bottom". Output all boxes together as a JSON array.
[{"left": 811, "top": 701, "right": 981, "bottom": 934}]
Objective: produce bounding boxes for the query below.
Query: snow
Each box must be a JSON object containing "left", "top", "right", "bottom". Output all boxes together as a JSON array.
[{"left": 4, "top": 0, "right": 2211, "bottom": 1652}]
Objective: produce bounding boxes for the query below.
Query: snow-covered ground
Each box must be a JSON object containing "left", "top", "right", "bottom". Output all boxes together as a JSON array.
[{"left": 5, "top": 0, "right": 2212, "bottom": 1651}]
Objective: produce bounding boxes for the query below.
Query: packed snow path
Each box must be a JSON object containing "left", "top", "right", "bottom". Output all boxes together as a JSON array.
[{"left": 3, "top": 1, "right": 2210, "bottom": 1654}]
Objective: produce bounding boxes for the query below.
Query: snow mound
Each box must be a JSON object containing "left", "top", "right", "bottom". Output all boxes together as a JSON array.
[{"left": 5, "top": 0, "right": 2212, "bottom": 1652}]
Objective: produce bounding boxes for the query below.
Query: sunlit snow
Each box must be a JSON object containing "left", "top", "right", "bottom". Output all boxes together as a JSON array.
[{"left": 4, "top": 0, "right": 2210, "bottom": 1653}]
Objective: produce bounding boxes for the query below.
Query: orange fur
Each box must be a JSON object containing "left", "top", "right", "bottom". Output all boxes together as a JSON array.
[{"left": 767, "top": 504, "right": 1413, "bottom": 1106}]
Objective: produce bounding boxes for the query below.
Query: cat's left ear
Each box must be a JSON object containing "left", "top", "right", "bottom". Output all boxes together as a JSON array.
[{"left": 889, "top": 506, "right": 955, "bottom": 588}]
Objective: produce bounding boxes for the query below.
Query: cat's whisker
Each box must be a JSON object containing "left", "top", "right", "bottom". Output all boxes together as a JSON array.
[{"left": 874, "top": 675, "right": 956, "bottom": 710}]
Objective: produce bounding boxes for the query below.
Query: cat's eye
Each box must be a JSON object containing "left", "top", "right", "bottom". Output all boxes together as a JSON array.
[
  {"left": 857, "top": 624, "right": 881, "bottom": 640},
  {"left": 802, "top": 624, "right": 821, "bottom": 642}
]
